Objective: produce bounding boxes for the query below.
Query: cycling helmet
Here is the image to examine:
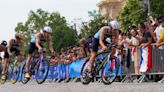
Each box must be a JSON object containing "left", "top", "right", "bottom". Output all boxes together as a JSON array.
[
  {"left": 15, "top": 34, "right": 24, "bottom": 39},
  {"left": 43, "top": 26, "right": 52, "bottom": 33},
  {"left": 1, "top": 40, "right": 7, "bottom": 46},
  {"left": 109, "top": 20, "right": 120, "bottom": 30}
]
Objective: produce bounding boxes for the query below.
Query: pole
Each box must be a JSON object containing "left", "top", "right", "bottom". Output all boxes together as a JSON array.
[{"left": 147, "top": 0, "right": 150, "bottom": 15}]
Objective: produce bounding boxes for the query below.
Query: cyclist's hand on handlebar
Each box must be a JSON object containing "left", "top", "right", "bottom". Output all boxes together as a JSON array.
[
  {"left": 38, "top": 47, "right": 43, "bottom": 53},
  {"left": 102, "top": 46, "right": 107, "bottom": 52}
]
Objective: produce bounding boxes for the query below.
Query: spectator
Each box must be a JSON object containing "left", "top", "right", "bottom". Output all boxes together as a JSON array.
[
  {"left": 138, "top": 23, "right": 153, "bottom": 48},
  {"left": 156, "top": 18, "right": 164, "bottom": 48},
  {"left": 128, "top": 29, "right": 140, "bottom": 47},
  {"left": 71, "top": 47, "right": 78, "bottom": 61},
  {"left": 117, "top": 32, "right": 130, "bottom": 49},
  {"left": 154, "top": 17, "right": 164, "bottom": 42},
  {"left": 138, "top": 23, "right": 153, "bottom": 73}
]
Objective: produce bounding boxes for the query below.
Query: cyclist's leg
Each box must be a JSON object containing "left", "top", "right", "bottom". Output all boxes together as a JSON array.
[
  {"left": 87, "top": 38, "right": 99, "bottom": 72},
  {"left": 1, "top": 50, "right": 9, "bottom": 80},
  {"left": 25, "top": 43, "right": 37, "bottom": 78},
  {"left": 15, "top": 49, "right": 22, "bottom": 66},
  {"left": 25, "top": 54, "right": 32, "bottom": 78}
]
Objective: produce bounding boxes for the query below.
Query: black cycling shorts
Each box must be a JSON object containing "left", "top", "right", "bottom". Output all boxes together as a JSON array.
[
  {"left": 4, "top": 48, "right": 20, "bottom": 58},
  {"left": 92, "top": 38, "right": 108, "bottom": 52},
  {"left": 28, "top": 43, "right": 43, "bottom": 54}
]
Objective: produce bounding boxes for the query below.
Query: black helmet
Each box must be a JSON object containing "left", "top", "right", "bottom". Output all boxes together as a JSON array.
[{"left": 1, "top": 40, "right": 7, "bottom": 47}]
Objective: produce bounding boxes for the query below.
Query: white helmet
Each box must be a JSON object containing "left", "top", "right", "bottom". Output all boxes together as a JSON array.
[
  {"left": 43, "top": 26, "right": 52, "bottom": 33},
  {"left": 109, "top": 20, "right": 120, "bottom": 30}
]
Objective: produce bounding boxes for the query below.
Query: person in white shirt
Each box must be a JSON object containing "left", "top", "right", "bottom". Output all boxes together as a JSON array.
[{"left": 154, "top": 17, "right": 164, "bottom": 42}]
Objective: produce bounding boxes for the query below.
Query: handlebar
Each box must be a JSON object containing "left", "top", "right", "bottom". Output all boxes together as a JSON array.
[{"left": 98, "top": 44, "right": 117, "bottom": 55}]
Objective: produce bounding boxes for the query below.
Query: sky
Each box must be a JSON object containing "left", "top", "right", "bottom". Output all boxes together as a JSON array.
[{"left": 0, "top": 0, "right": 100, "bottom": 41}]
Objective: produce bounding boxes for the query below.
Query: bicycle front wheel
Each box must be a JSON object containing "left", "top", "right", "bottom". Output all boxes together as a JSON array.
[
  {"left": 101, "top": 57, "right": 119, "bottom": 85},
  {"left": 35, "top": 59, "right": 49, "bottom": 84}
]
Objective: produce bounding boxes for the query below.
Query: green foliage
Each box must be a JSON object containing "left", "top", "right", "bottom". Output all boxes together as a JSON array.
[
  {"left": 118, "top": 0, "right": 164, "bottom": 31},
  {"left": 150, "top": 0, "right": 164, "bottom": 17},
  {"left": 15, "top": 9, "right": 77, "bottom": 52},
  {"left": 79, "top": 10, "right": 106, "bottom": 38},
  {"left": 118, "top": 0, "right": 146, "bottom": 31}
]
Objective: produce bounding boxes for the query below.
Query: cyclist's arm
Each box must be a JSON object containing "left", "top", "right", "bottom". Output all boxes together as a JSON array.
[
  {"left": 19, "top": 41, "right": 25, "bottom": 56},
  {"left": 48, "top": 35, "right": 54, "bottom": 54},
  {"left": 99, "top": 27, "right": 106, "bottom": 48},
  {"left": 35, "top": 33, "right": 42, "bottom": 49}
]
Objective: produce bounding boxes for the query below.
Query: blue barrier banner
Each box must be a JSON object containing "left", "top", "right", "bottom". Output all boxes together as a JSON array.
[
  {"left": 47, "top": 65, "right": 55, "bottom": 79},
  {"left": 18, "top": 56, "right": 122, "bottom": 81},
  {"left": 68, "top": 60, "right": 85, "bottom": 78},
  {"left": 61, "top": 64, "right": 66, "bottom": 79}
]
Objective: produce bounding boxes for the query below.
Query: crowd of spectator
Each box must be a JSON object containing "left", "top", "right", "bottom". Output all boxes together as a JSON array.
[
  {"left": 49, "top": 36, "right": 93, "bottom": 65},
  {"left": 115, "top": 16, "right": 164, "bottom": 50},
  {"left": 49, "top": 16, "right": 164, "bottom": 68}
]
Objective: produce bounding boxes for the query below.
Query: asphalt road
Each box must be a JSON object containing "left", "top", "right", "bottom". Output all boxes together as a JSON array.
[{"left": 0, "top": 81, "right": 164, "bottom": 92}]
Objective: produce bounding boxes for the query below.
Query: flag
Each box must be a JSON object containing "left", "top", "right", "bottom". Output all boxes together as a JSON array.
[{"left": 139, "top": 45, "right": 152, "bottom": 73}]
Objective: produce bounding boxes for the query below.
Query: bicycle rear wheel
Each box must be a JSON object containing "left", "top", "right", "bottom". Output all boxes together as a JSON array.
[
  {"left": 35, "top": 59, "right": 49, "bottom": 84},
  {"left": 101, "top": 56, "right": 119, "bottom": 85}
]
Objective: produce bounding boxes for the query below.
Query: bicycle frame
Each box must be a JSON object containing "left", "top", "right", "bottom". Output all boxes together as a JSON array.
[
  {"left": 93, "top": 51, "right": 111, "bottom": 75},
  {"left": 29, "top": 52, "right": 44, "bottom": 73}
]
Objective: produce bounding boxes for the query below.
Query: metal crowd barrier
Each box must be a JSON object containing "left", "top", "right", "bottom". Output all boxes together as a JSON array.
[{"left": 121, "top": 45, "right": 164, "bottom": 83}]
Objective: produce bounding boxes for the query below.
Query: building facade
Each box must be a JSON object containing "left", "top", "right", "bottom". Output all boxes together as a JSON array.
[{"left": 97, "top": 0, "right": 126, "bottom": 21}]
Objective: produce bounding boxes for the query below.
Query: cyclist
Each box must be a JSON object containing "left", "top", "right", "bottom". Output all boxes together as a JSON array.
[
  {"left": 0, "top": 40, "right": 7, "bottom": 63},
  {"left": 1, "top": 34, "right": 24, "bottom": 81},
  {"left": 86, "top": 20, "right": 120, "bottom": 77},
  {"left": 25, "top": 26, "right": 55, "bottom": 79}
]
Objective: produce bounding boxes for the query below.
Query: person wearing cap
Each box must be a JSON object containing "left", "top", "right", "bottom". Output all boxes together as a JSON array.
[
  {"left": 1, "top": 34, "right": 24, "bottom": 83},
  {"left": 0, "top": 40, "right": 7, "bottom": 52},
  {"left": 0, "top": 40, "right": 7, "bottom": 64},
  {"left": 25, "top": 26, "right": 55, "bottom": 79},
  {"left": 86, "top": 20, "right": 120, "bottom": 76}
]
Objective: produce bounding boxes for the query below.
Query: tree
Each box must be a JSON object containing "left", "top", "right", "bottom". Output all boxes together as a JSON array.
[
  {"left": 15, "top": 9, "right": 77, "bottom": 52},
  {"left": 117, "top": 0, "right": 146, "bottom": 31},
  {"left": 150, "top": 0, "right": 164, "bottom": 17},
  {"left": 118, "top": 0, "right": 164, "bottom": 31},
  {"left": 79, "top": 10, "right": 106, "bottom": 38}
]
